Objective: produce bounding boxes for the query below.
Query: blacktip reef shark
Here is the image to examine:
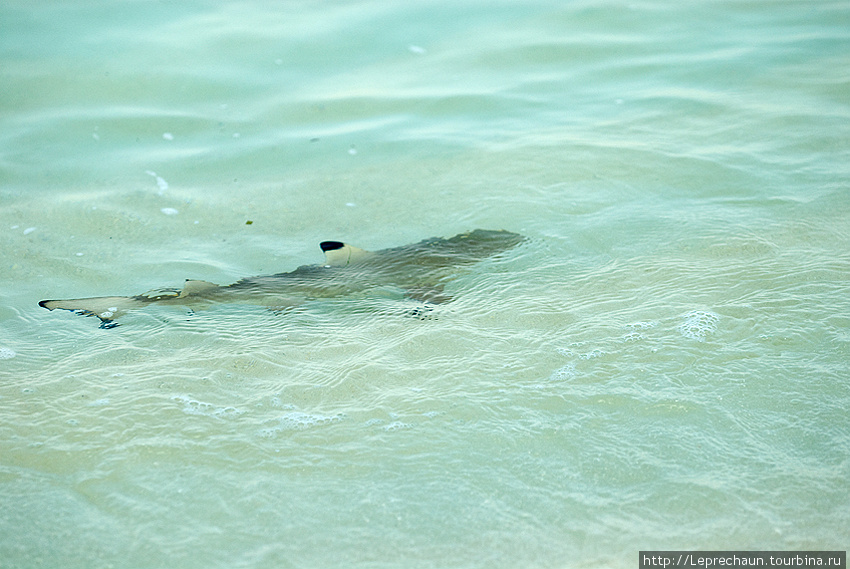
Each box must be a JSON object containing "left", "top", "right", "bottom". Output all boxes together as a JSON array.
[{"left": 39, "top": 229, "right": 525, "bottom": 328}]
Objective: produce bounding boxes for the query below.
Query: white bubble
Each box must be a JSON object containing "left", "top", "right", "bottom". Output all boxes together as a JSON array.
[
  {"left": 383, "top": 421, "right": 411, "bottom": 432},
  {"left": 579, "top": 349, "right": 604, "bottom": 360},
  {"left": 269, "top": 397, "right": 294, "bottom": 409},
  {"left": 146, "top": 170, "right": 169, "bottom": 193},
  {"left": 549, "top": 363, "right": 577, "bottom": 381},
  {"left": 258, "top": 411, "right": 344, "bottom": 436},
  {"left": 161, "top": 208, "right": 179, "bottom": 215},
  {"left": 162, "top": 132, "right": 174, "bottom": 140},
  {"left": 0, "top": 347, "right": 16, "bottom": 359},
  {"left": 172, "top": 395, "right": 243, "bottom": 419},
  {"left": 23, "top": 227, "right": 36, "bottom": 235},
  {"left": 626, "top": 321, "right": 657, "bottom": 330},
  {"left": 679, "top": 310, "right": 719, "bottom": 341},
  {"left": 408, "top": 45, "right": 426, "bottom": 54}
]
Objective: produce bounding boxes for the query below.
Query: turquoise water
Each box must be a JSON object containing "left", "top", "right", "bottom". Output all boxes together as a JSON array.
[{"left": 1, "top": 1, "right": 849, "bottom": 567}]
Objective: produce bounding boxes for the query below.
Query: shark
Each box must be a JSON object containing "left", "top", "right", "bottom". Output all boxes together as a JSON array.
[{"left": 39, "top": 229, "right": 525, "bottom": 328}]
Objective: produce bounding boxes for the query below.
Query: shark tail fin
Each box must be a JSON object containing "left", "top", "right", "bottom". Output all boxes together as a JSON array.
[
  {"left": 320, "top": 241, "right": 372, "bottom": 266},
  {"left": 38, "top": 296, "right": 149, "bottom": 328},
  {"left": 39, "top": 279, "right": 221, "bottom": 328}
]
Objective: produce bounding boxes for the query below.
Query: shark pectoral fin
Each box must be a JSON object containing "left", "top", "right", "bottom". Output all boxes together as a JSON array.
[
  {"left": 38, "top": 296, "right": 148, "bottom": 327},
  {"left": 320, "top": 241, "right": 372, "bottom": 266},
  {"left": 179, "top": 279, "right": 219, "bottom": 297},
  {"left": 138, "top": 288, "right": 181, "bottom": 300},
  {"left": 404, "top": 285, "right": 453, "bottom": 304}
]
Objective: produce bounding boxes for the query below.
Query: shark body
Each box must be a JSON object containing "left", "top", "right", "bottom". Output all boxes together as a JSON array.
[{"left": 39, "top": 229, "right": 524, "bottom": 328}]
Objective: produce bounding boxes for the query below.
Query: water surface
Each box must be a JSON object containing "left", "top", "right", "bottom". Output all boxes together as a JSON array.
[{"left": 1, "top": 1, "right": 848, "bottom": 568}]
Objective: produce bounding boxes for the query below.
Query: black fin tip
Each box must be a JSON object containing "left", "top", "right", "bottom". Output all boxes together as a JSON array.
[{"left": 320, "top": 241, "right": 345, "bottom": 252}]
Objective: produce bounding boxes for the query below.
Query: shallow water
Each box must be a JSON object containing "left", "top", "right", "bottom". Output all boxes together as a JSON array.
[{"left": 1, "top": 1, "right": 849, "bottom": 567}]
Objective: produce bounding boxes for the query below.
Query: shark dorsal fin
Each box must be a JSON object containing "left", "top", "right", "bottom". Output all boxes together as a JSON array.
[{"left": 320, "top": 241, "right": 371, "bottom": 266}]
